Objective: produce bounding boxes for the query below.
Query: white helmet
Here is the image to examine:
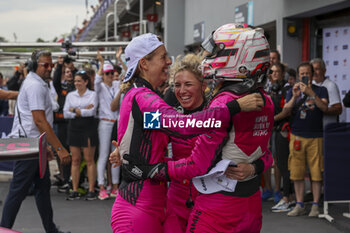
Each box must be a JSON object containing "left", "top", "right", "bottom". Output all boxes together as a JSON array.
[{"left": 202, "top": 23, "right": 270, "bottom": 83}]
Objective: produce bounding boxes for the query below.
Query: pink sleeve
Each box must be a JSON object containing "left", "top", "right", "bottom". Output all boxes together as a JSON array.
[
  {"left": 168, "top": 128, "right": 227, "bottom": 181},
  {"left": 167, "top": 94, "right": 232, "bottom": 181},
  {"left": 134, "top": 87, "right": 231, "bottom": 135}
]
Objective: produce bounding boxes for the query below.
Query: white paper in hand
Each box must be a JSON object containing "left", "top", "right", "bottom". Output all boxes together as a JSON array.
[{"left": 192, "top": 159, "right": 238, "bottom": 194}]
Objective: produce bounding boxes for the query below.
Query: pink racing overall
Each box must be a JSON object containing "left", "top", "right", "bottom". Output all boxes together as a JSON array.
[
  {"left": 167, "top": 90, "right": 274, "bottom": 233},
  {"left": 111, "top": 78, "right": 232, "bottom": 233},
  {"left": 164, "top": 131, "right": 200, "bottom": 233}
]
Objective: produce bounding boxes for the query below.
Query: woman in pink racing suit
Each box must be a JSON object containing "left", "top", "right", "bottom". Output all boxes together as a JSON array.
[
  {"left": 163, "top": 53, "right": 207, "bottom": 233},
  {"left": 110, "top": 33, "right": 264, "bottom": 233},
  {"left": 121, "top": 24, "right": 274, "bottom": 233}
]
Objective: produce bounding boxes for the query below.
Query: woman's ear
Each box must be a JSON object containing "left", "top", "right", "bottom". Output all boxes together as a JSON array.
[
  {"left": 139, "top": 58, "right": 148, "bottom": 71},
  {"left": 84, "top": 79, "right": 89, "bottom": 87}
]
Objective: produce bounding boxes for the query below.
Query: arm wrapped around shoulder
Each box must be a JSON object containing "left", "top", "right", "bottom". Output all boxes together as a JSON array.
[
  {"left": 226, "top": 93, "right": 265, "bottom": 116},
  {"left": 226, "top": 99, "right": 241, "bottom": 116}
]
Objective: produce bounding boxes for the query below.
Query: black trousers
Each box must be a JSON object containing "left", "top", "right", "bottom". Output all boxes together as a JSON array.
[
  {"left": 0, "top": 159, "right": 58, "bottom": 233},
  {"left": 57, "top": 121, "right": 71, "bottom": 182},
  {"left": 275, "top": 131, "right": 293, "bottom": 197}
]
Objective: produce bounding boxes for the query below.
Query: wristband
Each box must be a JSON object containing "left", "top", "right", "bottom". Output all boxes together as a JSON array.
[{"left": 226, "top": 100, "right": 241, "bottom": 116}]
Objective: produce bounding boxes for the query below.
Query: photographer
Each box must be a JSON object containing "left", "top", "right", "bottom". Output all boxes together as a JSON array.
[
  {"left": 54, "top": 56, "right": 77, "bottom": 81},
  {"left": 279, "top": 62, "right": 328, "bottom": 217},
  {"left": 52, "top": 55, "right": 76, "bottom": 192}
]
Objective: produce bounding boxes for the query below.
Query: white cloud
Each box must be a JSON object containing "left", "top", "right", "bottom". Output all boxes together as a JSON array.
[{"left": 0, "top": 0, "right": 98, "bottom": 42}]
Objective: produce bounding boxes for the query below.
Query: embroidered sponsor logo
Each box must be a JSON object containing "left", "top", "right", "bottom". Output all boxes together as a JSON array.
[
  {"left": 131, "top": 166, "right": 143, "bottom": 178},
  {"left": 253, "top": 115, "right": 270, "bottom": 136},
  {"left": 189, "top": 210, "right": 202, "bottom": 233},
  {"left": 174, "top": 161, "right": 194, "bottom": 168},
  {"left": 125, "top": 67, "right": 134, "bottom": 79},
  {"left": 200, "top": 178, "right": 207, "bottom": 191}
]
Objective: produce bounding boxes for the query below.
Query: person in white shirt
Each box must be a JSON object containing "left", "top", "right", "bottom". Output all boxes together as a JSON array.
[
  {"left": 1, "top": 50, "right": 70, "bottom": 233},
  {"left": 311, "top": 58, "right": 342, "bottom": 127},
  {"left": 63, "top": 70, "right": 98, "bottom": 201},
  {"left": 95, "top": 53, "right": 121, "bottom": 200}
]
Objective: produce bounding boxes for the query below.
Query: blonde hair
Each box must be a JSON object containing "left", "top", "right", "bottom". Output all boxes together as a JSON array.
[
  {"left": 120, "top": 78, "right": 134, "bottom": 93},
  {"left": 169, "top": 53, "right": 203, "bottom": 85}
]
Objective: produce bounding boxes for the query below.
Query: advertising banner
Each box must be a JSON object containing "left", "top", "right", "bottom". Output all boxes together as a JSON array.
[{"left": 323, "top": 26, "right": 350, "bottom": 122}]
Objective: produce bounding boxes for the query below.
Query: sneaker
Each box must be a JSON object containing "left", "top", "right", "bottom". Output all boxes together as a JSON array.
[
  {"left": 308, "top": 204, "right": 320, "bottom": 217},
  {"left": 66, "top": 191, "right": 80, "bottom": 201},
  {"left": 106, "top": 185, "right": 112, "bottom": 194},
  {"left": 274, "top": 191, "right": 282, "bottom": 203},
  {"left": 52, "top": 179, "right": 64, "bottom": 187},
  {"left": 86, "top": 191, "right": 97, "bottom": 201},
  {"left": 57, "top": 182, "right": 69, "bottom": 193},
  {"left": 98, "top": 189, "right": 109, "bottom": 200},
  {"left": 54, "top": 174, "right": 63, "bottom": 183},
  {"left": 110, "top": 189, "right": 118, "bottom": 198},
  {"left": 261, "top": 189, "right": 273, "bottom": 201},
  {"left": 272, "top": 199, "right": 293, "bottom": 213},
  {"left": 287, "top": 204, "right": 306, "bottom": 216}
]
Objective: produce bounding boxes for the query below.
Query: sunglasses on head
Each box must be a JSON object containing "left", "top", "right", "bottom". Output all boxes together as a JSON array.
[
  {"left": 105, "top": 71, "right": 114, "bottom": 75},
  {"left": 76, "top": 70, "right": 86, "bottom": 75},
  {"left": 38, "top": 62, "right": 54, "bottom": 69}
]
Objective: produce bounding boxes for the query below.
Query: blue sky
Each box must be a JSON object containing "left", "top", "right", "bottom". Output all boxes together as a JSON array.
[{"left": 0, "top": 0, "right": 99, "bottom": 42}]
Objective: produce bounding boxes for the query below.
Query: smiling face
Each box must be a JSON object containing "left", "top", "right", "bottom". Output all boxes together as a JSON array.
[
  {"left": 74, "top": 75, "right": 88, "bottom": 92},
  {"left": 174, "top": 70, "right": 206, "bottom": 110},
  {"left": 141, "top": 45, "right": 172, "bottom": 89}
]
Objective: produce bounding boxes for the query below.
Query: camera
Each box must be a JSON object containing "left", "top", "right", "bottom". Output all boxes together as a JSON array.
[
  {"left": 301, "top": 76, "right": 309, "bottom": 85},
  {"left": 63, "top": 55, "right": 75, "bottom": 64},
  {"left": 271, "top": 82, "right": 282, "bottom": 94},
  {"left": 61, "top": 40, "right": 77, "bottom": 57}
]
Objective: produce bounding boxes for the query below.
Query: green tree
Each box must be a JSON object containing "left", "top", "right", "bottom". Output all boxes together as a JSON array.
[{"left": 0, "top": 36, "right": 8, "bottom": 42}]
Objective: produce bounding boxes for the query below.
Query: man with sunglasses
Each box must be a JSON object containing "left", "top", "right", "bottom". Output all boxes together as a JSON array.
[{"left": 1, "top": 50, "right": 71, "bottom": 233}]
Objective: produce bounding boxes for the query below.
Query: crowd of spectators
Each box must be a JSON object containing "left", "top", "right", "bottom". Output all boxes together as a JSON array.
[
  {"left": 261, "top": 50, "right": 345, "bottom": 218},
  {"left": 0, "top": 48, "right": 125, "bottom": 203}
]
